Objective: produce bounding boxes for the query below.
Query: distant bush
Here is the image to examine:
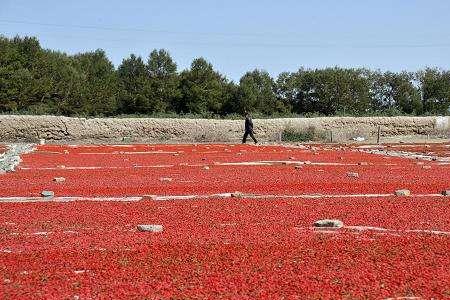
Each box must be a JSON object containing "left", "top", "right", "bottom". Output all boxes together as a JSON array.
[{"left": 281, "top": 126, "right": 328, "bottom": 142}]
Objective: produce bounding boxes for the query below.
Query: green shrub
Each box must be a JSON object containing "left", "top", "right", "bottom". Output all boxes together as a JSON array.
[{"left": 281, "top": 126, "right": 327, "bottom": 142}]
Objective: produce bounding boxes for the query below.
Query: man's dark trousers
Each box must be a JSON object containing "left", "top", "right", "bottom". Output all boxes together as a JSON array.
[{"left": 242, "top": 130, "right": 257, "bottom": 143}]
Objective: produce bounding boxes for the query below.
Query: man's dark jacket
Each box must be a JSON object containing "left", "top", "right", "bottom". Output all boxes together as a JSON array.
[{"left": 245, "top": 116, "right": 253, "bottom": 132}]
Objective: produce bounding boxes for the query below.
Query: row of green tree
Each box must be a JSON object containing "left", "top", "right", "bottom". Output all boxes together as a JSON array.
[{"left": 1, "top": 35, "right": 449, "bottom": 117}]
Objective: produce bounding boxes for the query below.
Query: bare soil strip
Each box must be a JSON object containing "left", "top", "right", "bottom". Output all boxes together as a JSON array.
[{"left": 0, "top": 193, "right": 445, "bottom": 203}]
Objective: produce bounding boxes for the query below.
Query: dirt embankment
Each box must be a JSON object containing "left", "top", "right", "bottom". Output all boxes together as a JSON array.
[{"left": 0, "top": 115, "right": 448, "bottom": 143}]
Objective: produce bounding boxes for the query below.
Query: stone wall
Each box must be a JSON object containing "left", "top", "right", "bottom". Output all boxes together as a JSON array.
[{"left": 0, "top": 115, "right": 448, "bottom": 143}]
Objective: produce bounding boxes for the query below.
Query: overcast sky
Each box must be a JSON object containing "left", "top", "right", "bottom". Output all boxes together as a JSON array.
[{"left": 1, "top": 0, "right": 450, "bottom": 81}]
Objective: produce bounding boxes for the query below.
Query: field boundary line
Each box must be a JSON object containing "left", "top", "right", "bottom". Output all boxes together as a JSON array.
[
  {"left": 0, "top": 196, "right": 143, "bottom": 203},
  {"left": 364, "top": 149, "right": 450, "bottom": 162},
  {"left": 295, "top": 226, "right": 450, "bottom": 236},
  {"left": 0, "top": 192, "right": 447, "bottom": 203}
]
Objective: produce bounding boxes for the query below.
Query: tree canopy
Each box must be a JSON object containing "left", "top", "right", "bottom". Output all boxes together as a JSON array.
[{"left": 1, "top": 35, "right": 449, "bottom": 117}]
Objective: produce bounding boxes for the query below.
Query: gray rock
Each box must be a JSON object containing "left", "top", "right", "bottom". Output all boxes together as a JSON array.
[
  {"left": 313, "top": 219, "right": 344, "bottom": 228},
  {"left": 0, "top": 144, "right": 35, "bottom": 173},
  {"left": 41, "top": 190, "right": 55, "bottom": 198},
  {"left": 137, "top": 224, "right": 163, "bottom": 232},
  {"left": 353, "top": 136, "right": 365, "bottom": 142},
  {"left": 231, "top": 192, "right": 243, "bottom": 198},
  {"left": 53, "top": 177, "right": 66, "bottom": 183},
  {"left": 159, "top": 177, "right": 172, "bottom": 182},
  {"left": 395, "top": 189, "right": 411, "bottom": 196}
]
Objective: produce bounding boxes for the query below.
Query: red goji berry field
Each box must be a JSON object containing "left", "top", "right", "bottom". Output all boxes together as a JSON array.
[{"left": 1, "top": 143, "right": 450, "bottom": 299}]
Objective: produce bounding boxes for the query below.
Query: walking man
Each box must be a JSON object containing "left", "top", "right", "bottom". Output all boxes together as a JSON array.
[{"left": 242, "top": 110, "right": 258, "bottom": 144}]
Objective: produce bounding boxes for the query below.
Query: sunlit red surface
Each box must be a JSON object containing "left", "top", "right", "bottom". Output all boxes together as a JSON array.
[{"left": 1, "top": 143, "right": 449, "bottom": 299}]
